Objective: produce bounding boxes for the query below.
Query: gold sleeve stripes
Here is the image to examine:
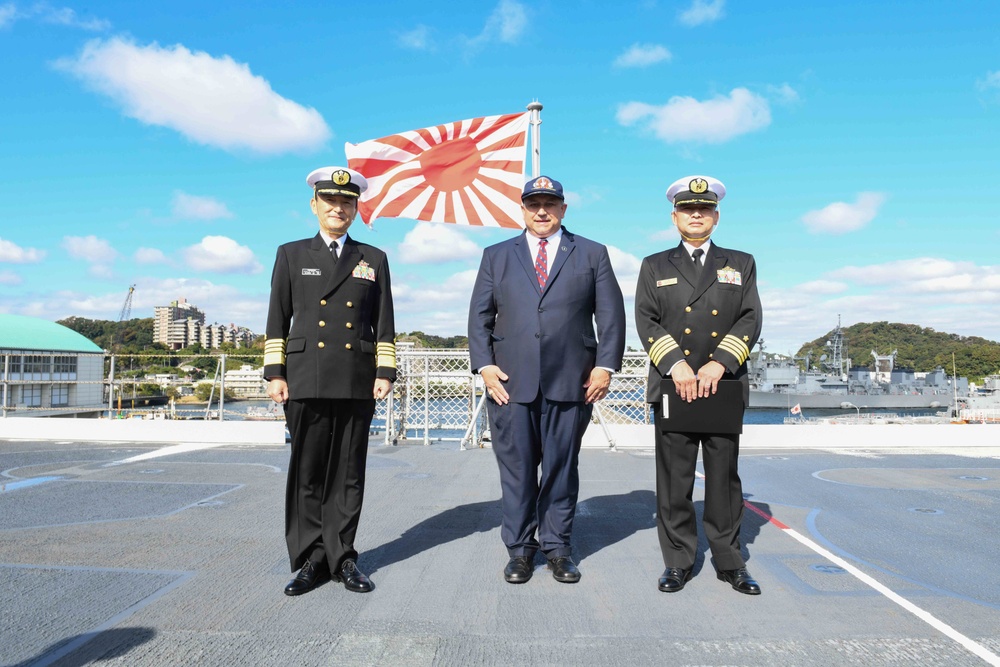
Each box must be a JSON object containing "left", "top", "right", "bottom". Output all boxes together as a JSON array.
[
  {"left": 717, "top": 334, "right": 750, "bottom": 364},
  {"left": 648, "top": 335, "right": 679, "bottom": 367},
  {"left": 264, "top": 338, "right": 286, "bottom": 367},
  {"left": 376, "top": 342, "right": 397, "bottom": 369}
]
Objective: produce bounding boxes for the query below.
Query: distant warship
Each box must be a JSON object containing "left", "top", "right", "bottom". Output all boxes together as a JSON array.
[{"left": 749, "top": 318, "right": 967, "bottom": 410}]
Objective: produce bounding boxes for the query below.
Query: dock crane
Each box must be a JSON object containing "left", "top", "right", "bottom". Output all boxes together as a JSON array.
[
  {"left": 112, "top": 284, "right": 136, "bottom": 352},
  {"left": 109, "top": 285, "right": 136, "bottom": 414}
]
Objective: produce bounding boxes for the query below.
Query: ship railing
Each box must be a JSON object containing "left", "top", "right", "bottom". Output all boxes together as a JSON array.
[{"left": 2, "top": 351, "right": 658, "bottom": 446}]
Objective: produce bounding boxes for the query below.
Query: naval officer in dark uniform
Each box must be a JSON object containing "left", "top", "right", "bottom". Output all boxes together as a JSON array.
[
  {"left": 265, "top": 166, "right": 396, "bottom": 596},
  {"left": 635, "top": 175, "right": 763, "bottom": 595}
]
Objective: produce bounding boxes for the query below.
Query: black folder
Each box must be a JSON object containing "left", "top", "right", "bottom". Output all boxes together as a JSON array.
[{"left": 659, "top": 379, "right": 745, "bottom": 434}]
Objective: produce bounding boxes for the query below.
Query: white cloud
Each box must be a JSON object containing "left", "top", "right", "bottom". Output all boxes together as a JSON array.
[
  {"left": 0, "top": 269, "right": 21, "bottom": 285},
  {"left": 62, "top": 235, "right": 117, "bottom": 263},
  {"left": 758, "top": 258, "right": 1000, "bottom": 354},
  {"left": 563, "top": 188, "right": 603, "bottom": 209},
  {"left": 796, "top": 280, "right": 848, "bottom": 295},
  {"left": 55, "top": 37, "right": 331, "bottom": 154},
  {"left": 976, "top": 70, "right": 1000, "bottom": 92},
  {"left": 0, "top": 3, "right": 108, "bottom": 30},
  {"left": 606, "top": 245, "right": 643, "bottom": 300},
  {"left": 678, "top": 0, "right": 725, "bottom": 27},
  {"left": 801, "top": 192, "right": 886, "bottom": 234},
  {"left": 392, "top": 269, "right": 479, "bottom": 335},
  {"left": 172, "top": 191, "right": 234, "bottom": 220},
  {"left": 7, "top": 278, "right": 269, "bottom": 334},
  {"left": 0, "top": 3, "right": 18, "bottom": 28},
  {"left": 767, "top": 83, "right": 800, "bottom": 105},
  {"left": 36, "top": 3, "right": 109, "bottom": 30},
  {"left": 464, "top": 0, "right": 526, "bottom": 52},
  {"left": 0, "top": 237, "right": 45, "bottom": 263},
  {"left": 614, "top": 43, "right": 672, "bottom": 68},
  {"left": 827, "top": 258, "right": 986, "bottom": 287},
  {"left": 399, "top": 24, "right": 434, "bottom": 50},
  {"left": 651, "top": 226, "right": 679, "bottom": 242},
  {"left": 134, "top": 247, "right": 168, "bottom": 264},
  {"left": 617, "top": 88, "right": 771, "bottom": 144},
  {"left": 397, "top": 223, "right": 482, "bottom": 264},
  {"left": 183, "top": 236, "right": 262, "bottom": 274}
]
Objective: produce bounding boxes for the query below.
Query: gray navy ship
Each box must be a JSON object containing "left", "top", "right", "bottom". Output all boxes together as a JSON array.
[{"left": 749, "top": 318, "right": 968, "bottom": 409}]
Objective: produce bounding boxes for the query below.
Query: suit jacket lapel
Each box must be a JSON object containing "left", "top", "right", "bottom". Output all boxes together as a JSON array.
[
  {"left": 513, "top": 231, "right": 542, "bottom": 295},
  {"left": 541, "top": 229, "right": 574, "bottom": 296},
  {"left": 319, "top": 235, "right": 358, "bottom": 296},
  {"left": 668, "top": 244, "right": 699, "bottom": 288},
  {"left": 689, "top": 244, "right": 724, "bottom": 303}
]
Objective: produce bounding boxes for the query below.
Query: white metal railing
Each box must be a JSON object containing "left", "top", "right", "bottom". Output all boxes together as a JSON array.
[{"left": 2, "top": 351, "right": 656, "bottom": 445}]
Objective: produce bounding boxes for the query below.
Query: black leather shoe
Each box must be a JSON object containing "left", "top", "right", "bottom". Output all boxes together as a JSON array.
[
  {"left": 657, "top": 567, "right": 691, "bottom": 592},
  {"left": 717, "top": 567, "right": 761, "bottom": 595},
  {"left": 547, "top": 556, "right": 581, "bottom": 583},
  {"left": 284, "top": 560, "right": 328, "bottom": 596},
  {"left": 333, "top": 560, "right": 374, "bottom": 593},
  {"left": 503, "top": 556, "right": 533, "bottom": 584}
]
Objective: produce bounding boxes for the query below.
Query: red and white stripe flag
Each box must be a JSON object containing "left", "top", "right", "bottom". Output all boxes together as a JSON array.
[{"left": 345, "top": 112, "right": 529, "bottom": 228}]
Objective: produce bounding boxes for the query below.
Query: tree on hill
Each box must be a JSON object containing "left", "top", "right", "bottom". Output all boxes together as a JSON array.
[
  {"left": 796, "top": 321, "right": 1000, "bottom": 383},
  {"left": 397, "top": 331, "right": 469, "bottom": 348}
]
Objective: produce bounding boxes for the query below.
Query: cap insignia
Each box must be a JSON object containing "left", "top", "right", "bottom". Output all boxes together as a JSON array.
[
  {"left": 690, "top": 178, "right": 708, "bottom": 194},
  {"left": 332, "top": 169, "right": 351, "bottom": 186},
  {"left": 533, "top": 177, "right": 553, "bottom": 190}
]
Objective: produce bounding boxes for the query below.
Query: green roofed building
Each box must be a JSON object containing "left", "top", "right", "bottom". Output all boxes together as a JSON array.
[{"left": 1, "top": 314, "right": 105, "bottom": 418}]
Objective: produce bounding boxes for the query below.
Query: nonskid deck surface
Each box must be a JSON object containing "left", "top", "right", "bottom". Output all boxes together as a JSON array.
[{"left": 2, "top": 437, "right": 999, "bottom": 667}]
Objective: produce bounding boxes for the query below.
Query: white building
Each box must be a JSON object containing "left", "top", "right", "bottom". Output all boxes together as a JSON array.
[
  {"left": 223, "top": 364, "right": 267, "bottom": 398},
  {"left": 1, "top": 314, "right": 105, "bottom": 418}
]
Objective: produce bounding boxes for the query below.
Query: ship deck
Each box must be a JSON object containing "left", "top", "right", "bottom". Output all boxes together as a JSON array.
[{"left": 2, "top": 432, "right": 1000, "bottom": 666}]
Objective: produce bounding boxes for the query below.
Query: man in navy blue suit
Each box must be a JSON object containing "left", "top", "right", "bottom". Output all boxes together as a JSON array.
[{"left": 468, "top": 175, "right": 626, "bottom": 584}]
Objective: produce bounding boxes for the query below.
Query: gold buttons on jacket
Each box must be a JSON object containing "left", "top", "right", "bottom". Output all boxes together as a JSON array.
[
  {"left": 346, "top": 301, "right": 353, "bottom": 308},
  {"left": 345, "top": 322, "right": 353, "bottom": 329},
  {"left": 712, "top": 309, "right": 718, "bottom": 316},
  {"left": 709, "top": 353, "right": 714, "bottom": 358},
  {"left": 712, "top": 332, "right": 718, "bottom": 338},
  {"left": 319, "top": 321, "right": 326, "bottom": 327},
  {"left": 684, "top": 328, "right": 691, "bottom": 334},
  {"left": 345, "top": 343, "right": 352, "bottom": 350},
  {"left": 320, "top": 299, "right": 327, "bottom": 306},
  {"left": 685, "top": 306, "right": 692, "bottom": 313},
  {"left": 317, "top": 342, "right": 325, "bottom": 349},
  {"left": 684, "top": 349, "right": 690, "bottom": 356}
]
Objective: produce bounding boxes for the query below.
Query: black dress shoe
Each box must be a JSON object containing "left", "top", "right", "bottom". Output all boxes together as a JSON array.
[
  {"left": 503, "top": 556, "right": 533, "bottom": 584},
  {"left": 547, "top": 556, "right": 581, "bottom": 583},
  {"left": 657, "top": 567, "right": 691, "bottom": 592},
  {"left": 717, "top": 567, "right": 761, "bottom": 595},
  {"left": 284, "top": 560, "right": 328, "bottom": 596},
  {"left": 333, "top": 559, "right": 374, "bottom": 593}
]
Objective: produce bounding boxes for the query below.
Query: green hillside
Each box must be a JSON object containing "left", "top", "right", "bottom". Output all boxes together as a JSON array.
[{"left": 797, "top": 321, "right": 1000, "bottom": 383}]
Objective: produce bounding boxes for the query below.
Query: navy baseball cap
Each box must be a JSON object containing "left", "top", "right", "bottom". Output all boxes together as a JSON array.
[{"left": 521, "top": 175, "right": 564, "bottom": 201}]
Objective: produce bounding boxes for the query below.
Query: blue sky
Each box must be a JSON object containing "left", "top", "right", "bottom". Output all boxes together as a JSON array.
[{"left": 1, "top": 0, "right": 999, "bottom": 356}]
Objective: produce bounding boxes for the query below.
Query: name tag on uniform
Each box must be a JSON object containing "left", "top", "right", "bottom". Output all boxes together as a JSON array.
[
  {"left": 656, "top": 278, "right": 678, "bottom": 287},
  {"left": 302, "top": 268, "right": 321, "bottom": 276}
]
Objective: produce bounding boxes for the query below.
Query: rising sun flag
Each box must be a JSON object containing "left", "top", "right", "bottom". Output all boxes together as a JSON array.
[{"left": 345, "top": 112, "right": 530, "bottom": 228}]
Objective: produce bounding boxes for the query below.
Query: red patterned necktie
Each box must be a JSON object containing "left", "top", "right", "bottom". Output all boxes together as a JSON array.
[{"left": 535, "top": 239, "right": 549, "bottom": 288}]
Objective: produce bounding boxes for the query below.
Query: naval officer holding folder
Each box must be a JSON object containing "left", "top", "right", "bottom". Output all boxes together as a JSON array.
[{"left": 635, "top": 175, "right": 763, "bottom": 595}]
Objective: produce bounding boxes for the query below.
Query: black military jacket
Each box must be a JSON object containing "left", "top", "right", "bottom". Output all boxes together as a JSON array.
[
  {"left": 264, "top": 234, "right": 396, "bottom": 400},
  {"left": 635, "top": 242, "right": 762, "bottom": 404}
]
